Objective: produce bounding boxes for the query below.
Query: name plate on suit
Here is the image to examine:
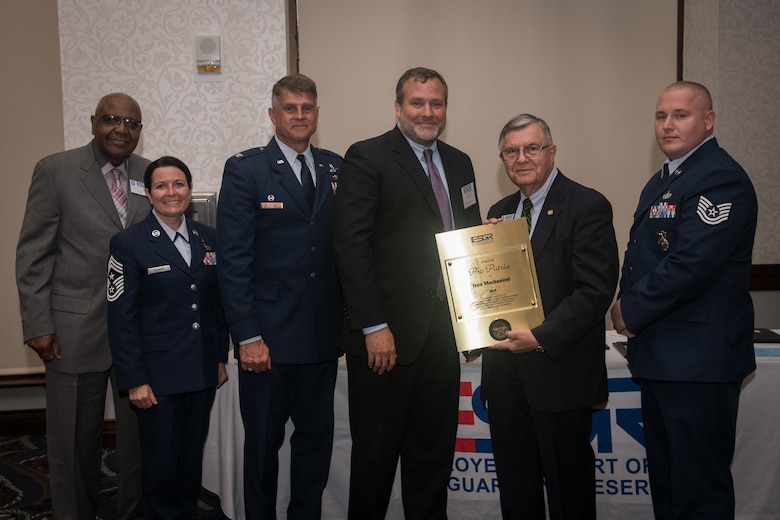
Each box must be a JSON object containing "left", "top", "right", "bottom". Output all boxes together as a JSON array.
[{"left": 435, "top": 219, "right": 544, "bottom": 352}]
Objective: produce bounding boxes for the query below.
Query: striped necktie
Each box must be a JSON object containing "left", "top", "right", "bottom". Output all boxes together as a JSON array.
[
  {"left": 110, "top": 168, "right": 128, "bottom": 227},
  {"left": 522, "top": 197, "right": 533, "bottom": 233}
]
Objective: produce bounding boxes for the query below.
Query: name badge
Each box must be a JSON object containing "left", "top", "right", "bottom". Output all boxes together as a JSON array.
[
  {"left": 260, "top": 202, "right": 284, "bottom": 209},
  {"left": 147, "top": 265, "right": 171, "bottom": 275},
  {"left": 129, "top": 179, "right": 146, "bottom": 196},
  {"left": 461, "top": 182, "right": 477, "bottom": 209}
]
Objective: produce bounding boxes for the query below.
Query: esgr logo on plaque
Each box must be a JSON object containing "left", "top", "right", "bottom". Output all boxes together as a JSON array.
[{"left": 470, "top": 233, "right": 494, "bottom": 244}]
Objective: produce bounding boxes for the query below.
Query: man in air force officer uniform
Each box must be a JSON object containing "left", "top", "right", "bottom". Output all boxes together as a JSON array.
[{"left": 217, "top": 74, "right": 343, "bottom": 519}]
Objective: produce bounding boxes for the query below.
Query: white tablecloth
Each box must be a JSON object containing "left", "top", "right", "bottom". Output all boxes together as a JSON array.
[{"left": 202, "top": 332, "right": 780, "bottom": 519}]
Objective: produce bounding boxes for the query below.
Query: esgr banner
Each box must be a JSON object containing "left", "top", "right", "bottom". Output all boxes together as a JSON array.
[{"left": 450, "top": 363, "right": 652, "bottom": 515}]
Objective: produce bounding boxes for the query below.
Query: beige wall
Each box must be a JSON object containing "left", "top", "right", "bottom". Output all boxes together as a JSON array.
[
  {"left": 298, "top": 0, "right": 678, "bottom": 273},
  {"left": 0, "top": 0, "right": 64, "bottom": 375}
]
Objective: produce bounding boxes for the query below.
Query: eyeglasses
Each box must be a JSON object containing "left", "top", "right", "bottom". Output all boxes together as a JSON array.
[
  {"left": 500, "top": 144, "right": 551, "bottom": 160},
  {"left": 97, "top": 114, "right": 143, "bottom": 131}
]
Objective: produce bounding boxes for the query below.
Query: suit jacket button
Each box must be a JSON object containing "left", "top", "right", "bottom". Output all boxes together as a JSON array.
[
  {"left": 191, "top": 303, "right": 199, "bottom": 311},
  {"left": 192, "top": 322, "right": 200, "bottom": 330},
  {"left": 190, "top": 283, "right": 197, "bottom": 291},
  {"left": 310, "top": 272, "right": 317, "bottom": 279}
]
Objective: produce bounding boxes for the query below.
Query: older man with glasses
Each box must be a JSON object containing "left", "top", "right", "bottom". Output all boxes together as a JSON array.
[
  {"left": 16, "top": 92, "right": 149, "bottom": 520},
  {"left": 481, "top": 113, "right": 619, "bottom": 520}
]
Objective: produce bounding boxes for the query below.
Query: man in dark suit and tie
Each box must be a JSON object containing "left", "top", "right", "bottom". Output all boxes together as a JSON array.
[
  {"left": 611, "top": 81, "right": 757, "bottom": 520},
  {"left": 16, "top": 92, "right": 148, "bottom": 519},
  {"left": 217, "top": 74, "right": 343, "bottom": 519},
  {"left": 481, "top": 113, "right": 619, "bottom": 520},
  {"left": 331, "top": 67, "right": 482, "bottom": 519}
]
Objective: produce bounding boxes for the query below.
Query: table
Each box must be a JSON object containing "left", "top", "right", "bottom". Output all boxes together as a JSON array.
[{"left": 202, "top": 332, "right": 780, "bottom": 519}]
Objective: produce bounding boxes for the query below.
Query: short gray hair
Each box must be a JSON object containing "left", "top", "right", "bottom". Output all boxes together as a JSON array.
[
  {"left": 498, "top": 113, "right": 553, "bottom": 149},
  {"left": 272, "top": 74, "right": 317, "bottom": 105}
]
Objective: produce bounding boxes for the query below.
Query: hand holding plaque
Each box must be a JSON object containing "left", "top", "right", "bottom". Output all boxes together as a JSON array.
[{"left": 435, "top": 218, "right": 544, "bottom": 352}]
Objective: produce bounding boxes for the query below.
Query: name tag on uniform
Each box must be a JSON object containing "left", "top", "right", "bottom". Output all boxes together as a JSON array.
[
  {"left": 260, "top": 202, "right": 284, "bottom": 209},
  {"left": 147, "top": 265, "right": 171, "bottom": 275}
]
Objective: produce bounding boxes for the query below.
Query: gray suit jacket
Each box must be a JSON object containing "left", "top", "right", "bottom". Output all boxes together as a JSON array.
[{"left": 16, "top": 141, "right": 151, "bottom": 373}]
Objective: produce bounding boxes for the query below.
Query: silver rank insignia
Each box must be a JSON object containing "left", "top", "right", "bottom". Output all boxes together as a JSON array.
[
  {"left": 697, "top": 195, "right": 732, "bottom": 225},
  {"left": 106, "top": 255, "right": 125, "bottom": 302},
  {"left": 657, "top": 230, "right": 669, "bottom": 252}
]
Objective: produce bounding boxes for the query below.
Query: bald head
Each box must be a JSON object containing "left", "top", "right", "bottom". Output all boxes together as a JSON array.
[{"left": 655, "top": 81, "right": 715, "bottom": 160}]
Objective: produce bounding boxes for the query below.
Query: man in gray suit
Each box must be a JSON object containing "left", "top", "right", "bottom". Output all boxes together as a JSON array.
[{"left": 16, "top": 93, "right": 149, "bottom": 519}]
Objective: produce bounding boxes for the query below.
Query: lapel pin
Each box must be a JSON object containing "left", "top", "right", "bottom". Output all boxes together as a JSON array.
[{"left": 151, "top": 229, "right": 161, "bottom": 237}]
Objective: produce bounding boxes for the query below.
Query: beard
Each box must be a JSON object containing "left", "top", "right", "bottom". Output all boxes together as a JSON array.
[{"left": 398, "top": 116, "right": 446, "bottom": 146}]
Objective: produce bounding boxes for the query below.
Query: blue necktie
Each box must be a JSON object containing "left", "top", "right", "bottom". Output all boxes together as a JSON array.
[{"left": 298, "top": 154, "right": 315, "bottom": 209}]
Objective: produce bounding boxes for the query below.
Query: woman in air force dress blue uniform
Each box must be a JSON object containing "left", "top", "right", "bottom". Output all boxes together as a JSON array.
[{"left": 107, "top": 156, "right": 229, "bottom": 519}]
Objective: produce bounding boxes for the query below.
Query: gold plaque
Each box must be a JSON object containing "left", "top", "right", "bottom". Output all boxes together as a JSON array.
[{"left": 435, "top": 219, "right": 544, "bottom": 352}]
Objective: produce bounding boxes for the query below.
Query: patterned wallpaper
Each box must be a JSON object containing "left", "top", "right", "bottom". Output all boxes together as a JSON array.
[
  {"left": 58, "top": 0, "right": 287, "bottom": 194},
  {"left": 684, "top": 0, "right": 780, "bottom": 264}
]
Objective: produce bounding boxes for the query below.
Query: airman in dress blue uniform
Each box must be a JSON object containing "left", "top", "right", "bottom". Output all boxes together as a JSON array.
[
  {"left": 108, "top": 156, "right": 229, "bottom": 520},
  {"left": 612, "top": 82, "right": 757, "bottom": 520}
]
